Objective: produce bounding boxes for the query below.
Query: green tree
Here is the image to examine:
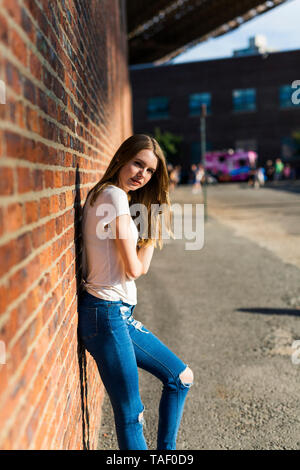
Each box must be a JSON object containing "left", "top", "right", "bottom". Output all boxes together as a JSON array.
[{"left": 153, "top": 127, "right": 183, "bottom": 165}]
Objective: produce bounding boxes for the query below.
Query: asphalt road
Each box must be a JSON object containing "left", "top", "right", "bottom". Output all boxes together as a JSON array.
[{"left": 98, "top": 181, "right": 300, "bottom": 450}]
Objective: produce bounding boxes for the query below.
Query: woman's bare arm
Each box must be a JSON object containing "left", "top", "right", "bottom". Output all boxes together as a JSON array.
[
  {"left": 136, "top": 244, "right": 154, "bottom": 275},
  {"left": 113, "top": 214, "right": 154, "bottom": 280}
]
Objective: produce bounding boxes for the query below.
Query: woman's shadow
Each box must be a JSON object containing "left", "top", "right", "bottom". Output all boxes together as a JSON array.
[{"left": 74, "top": 164, "right": 90, "bottom": 450}]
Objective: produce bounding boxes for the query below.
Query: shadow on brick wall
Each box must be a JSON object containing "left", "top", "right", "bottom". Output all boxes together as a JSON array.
[{"left": 74, "top": 165, "right": 90, "bottom": 450}]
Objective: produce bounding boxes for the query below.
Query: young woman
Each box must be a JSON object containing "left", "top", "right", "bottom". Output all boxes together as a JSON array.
[{"left": 78, "top": 134, "right": 194, "bottom": 450}]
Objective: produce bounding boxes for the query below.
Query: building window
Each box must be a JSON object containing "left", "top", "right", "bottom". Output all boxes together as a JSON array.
[
  {"left": 233, "top": 88, "right": 256, "bottom": 112},
  {"left": 190, "top": 141, "right": 212, "bottom": 163},
  {"left": 147, "top": 96, "right": 169, "bottom": 119},
  {"left": 189, "top": 93, "right": 211, "bottom": 115},
  {"left": 279, "top": 85, "right": 300, "bottom": 109}
]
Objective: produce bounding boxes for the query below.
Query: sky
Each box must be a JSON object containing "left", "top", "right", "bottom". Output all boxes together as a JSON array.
[{"left": 171, "top": 0, "right": 300, "bottom": 64}]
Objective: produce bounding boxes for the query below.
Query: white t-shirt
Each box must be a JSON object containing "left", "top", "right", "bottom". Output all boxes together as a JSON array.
[{"left": 81, "top": 184, "right": 139, "bottom": 305}]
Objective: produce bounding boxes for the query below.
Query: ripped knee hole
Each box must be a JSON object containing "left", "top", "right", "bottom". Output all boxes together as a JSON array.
[
  {"left": 179, "top": 366, "right": 194, "bottom": 385},
  {"left": 138, "top": 410, "right": 146, "bottom": 427}
]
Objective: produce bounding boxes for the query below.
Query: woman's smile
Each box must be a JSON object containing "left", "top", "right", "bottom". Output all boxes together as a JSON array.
[{"left": 130, "top": 177, "right": 142, "bottom": 186}]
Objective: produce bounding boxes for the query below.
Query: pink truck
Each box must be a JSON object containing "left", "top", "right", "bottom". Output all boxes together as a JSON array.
[{"left": 204, "top": 149, "right": 258, "bottom": 182}]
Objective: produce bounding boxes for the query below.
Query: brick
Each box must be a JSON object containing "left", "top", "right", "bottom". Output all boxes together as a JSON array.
[
  {"left": 0, "top": 167, "right": 14, "bottom": 195},
  {"left": 5, "top": 132, "right": 37, "bottom": 163},
  {"left": 6, "top": 97, "right": 16, "bottom": 123},
  {"left": 22, "top": 0, "right": 40, "bottom": 20},
  {"left": 23, "top": 254, "right": 40, "bottom": 284},
  {"left": 55, "top": 214, "right": 64, "bottom": 235},
  {"left": 4, "top": 307, "right": 18, "bottom": 341},
  {"left": 64, "top": 152, "right": 72, "bottom": 167},
  {"left": 16, "top": 101, "right": 26, "bottom": 128},
  {"left": 3, "top": 202, "right": 24, "bottom": 232},
  {"left": 0, "top": 13, "right": 8, "bottom": 45},
  {"left": 32, "top": 169, "right": 43, "bottom": 191},
  {"left": 39, "top": 197, "right": 50, "bottom": 218},
  {"left": 58, "top": 193, "right": 66, "bottom": 210},
  {"left": 21, "top": 7, "right": 35, "bottom": 43},
  {"left": 0, "top": 98, "right": 5, "bottom": 120},
  {"left": 44, "top": 170, "right": 53, "bottom": 188},
  {"left": 17, "top": 166, "right": 32, "bottom": 193},
  {"left": 0, "top": 207, "right": 4, "bottom": 238},
  {"left": 49, "top": 194, "right": 59, "bottom": 213},
  {"left": 25, "top": 200, "right": 39, "bottom": 223},
  {"left": 36, "top": 413, "right": 53, "bottom": 449},
  {"left": 0, "top": 239, "right": 17, "bottom": 277},
  {"left": 3, "top": 0, "right": 21, "bottom": 22},
  {"left": 5, "top": 62, "right": 22, "bottom": 95},
  {"left": 53, "top": 171, "right": 62, "bottom": 188},
  {"left": 7, "top": 267, "right": 27, "bottom": 306},
  {"left": 47, "top": 97, "right": 57, "bottom": 120},
  {"left": 15, "top": 231, "right": 32, "bottom": 264},
  {"left": 29, "top": 52, "right": 42, "bottom": 81},
  {"left": 0, "top": 231, "right": 31, "bottom": 278},
  {"left": 10, "top": 29, "right": 27, "bottom": 67},
  {"left": 25, "top": 107, "right": 39, "bottom": 133},
  {"left": 45, "top": 219, "right": 55, "bottom": 241},
  {"left": 37, "top": 89, "right": 48, "bottom": 114},
  {"left": 62, "top": 170, "right": 69, "bottom": 186},
  {"left": 31, "top": 224, "right": 45, "bottom": 249},
  {"left": 23, "top": 78, "right": 36, "bottom": 105}
]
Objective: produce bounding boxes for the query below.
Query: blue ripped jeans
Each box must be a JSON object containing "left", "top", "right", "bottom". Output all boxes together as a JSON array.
[{"left": 77, "top": 290, "right": 193, "bottom": 450}]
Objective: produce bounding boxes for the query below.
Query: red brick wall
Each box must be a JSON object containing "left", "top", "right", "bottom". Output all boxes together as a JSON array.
[{"left": 0, "top": 0, "right": 132, "bottom": 449}]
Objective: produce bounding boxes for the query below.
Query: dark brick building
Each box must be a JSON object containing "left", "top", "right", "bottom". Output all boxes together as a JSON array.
[{"left": 130, "top": 49, "right": 300, "bottom": 178}]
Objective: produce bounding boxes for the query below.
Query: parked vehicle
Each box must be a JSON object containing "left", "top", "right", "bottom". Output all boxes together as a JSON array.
[{"left": 204, "top": 149, "right": 258, "bottom": 182}]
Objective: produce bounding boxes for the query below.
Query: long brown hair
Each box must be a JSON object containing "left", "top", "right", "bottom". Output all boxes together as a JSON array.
[{"left": 86, "top": 134, "right": 174, "bottom": 249}]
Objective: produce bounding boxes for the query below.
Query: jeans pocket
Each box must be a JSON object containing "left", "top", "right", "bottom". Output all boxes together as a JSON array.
[{"left": 78, "top": 306, "right": 98, "bottom": 340}]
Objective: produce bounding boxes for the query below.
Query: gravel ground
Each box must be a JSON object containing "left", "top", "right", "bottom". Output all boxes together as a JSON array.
[{"left": 97, "top": 182, "right": 300, "bottom": 450}]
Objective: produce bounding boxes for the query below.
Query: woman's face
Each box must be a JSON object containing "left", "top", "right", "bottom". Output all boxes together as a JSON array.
[{"left": 117, "top": 149, "right": 158, "bottom": 193}]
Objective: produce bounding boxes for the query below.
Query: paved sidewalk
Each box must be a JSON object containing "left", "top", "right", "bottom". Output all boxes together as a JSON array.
[{"left": 98, "top": 183, "right": 300, "bottom": 450}]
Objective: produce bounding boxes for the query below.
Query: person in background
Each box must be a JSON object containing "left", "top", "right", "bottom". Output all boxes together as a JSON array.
[
  {"left": 248, "top": 165, "right": 256, "bottom": 187},
  {"left": 175, "top": 165, "right": 182, "bottom": 185},
  {"left": 256, "top": 166, "right": 266, "bottom": 187},
  {"left": 189, "top": 164, "right": 197, "bottom": 185},
  {"left": 265, "top": 160, "right": 275, "bottom": 182},
  {"left": 283, "top": 163, "right": 291, "bottom": 180},
  {"left": 192, "top": 163, "right": 205, "bottom": 194},
  {"left": 167, "top": 163, "right": 173, "bottom": 180},
  {"left": 274, "top": 158, "right": 284, "bottom": 181},
  {"left": 169, "top": 165, "right": 181, "bottom": 192}
]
